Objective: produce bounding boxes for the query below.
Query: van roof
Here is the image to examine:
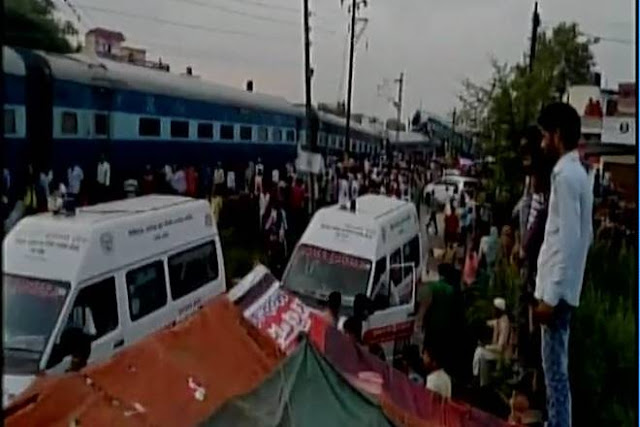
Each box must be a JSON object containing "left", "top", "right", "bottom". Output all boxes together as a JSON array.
[
  {"left": 345, "top": 194, "right": 408, "bottom": 220},
  {"left": 3, "top": 196, "right": 216, "bottom": 284},
  {"left": 76, "top": 195, "right": 196, "bottom": 220},
  {"left": 300, "top": 195, "right": 419, "bottom": 260}
]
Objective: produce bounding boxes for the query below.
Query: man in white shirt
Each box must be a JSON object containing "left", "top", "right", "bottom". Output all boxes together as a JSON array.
[
  {"left": 213, "top": 162, "right": 225, "bottom": 194},
  {"left": 226, "top": 169, "right": 236, "bottom": 194},
  {"left": 473, "top": 297, "right": 511, "bottom": 387},
  {"left": 533, "top": 103, "right": 593, "bottom": 427},
  {"left": 96, "top": 154, "right": 111, "bottom": 202},
  {"left": 338, "top": 173, "right": 350, "bottom": 208},
  {"left": 255, "top": 159, "right": 264, "bottom": 195},
  {"left": 171, "top": 166, "right": 187, "bottom": 195},
  {"left": 67, "top": 164, "right": 84, "bottom": 196}
]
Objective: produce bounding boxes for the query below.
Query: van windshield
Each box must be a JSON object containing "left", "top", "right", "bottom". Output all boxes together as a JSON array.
[
  {"left": 3, "top": 274, "right": 69, "bottom": 373},
  {"left": 282, "top": 244, "right": 371, "bottom": 304}
]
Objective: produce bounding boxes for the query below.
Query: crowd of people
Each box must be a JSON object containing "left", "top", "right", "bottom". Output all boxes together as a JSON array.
[{"left": 2, "top": 101, "right": 630, "bottom": 426}]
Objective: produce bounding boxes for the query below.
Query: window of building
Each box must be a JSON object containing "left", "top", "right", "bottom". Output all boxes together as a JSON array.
[
  {"left": 68, "top": 277, "right": 118, "bottom": 339},
  {"left": 257, "top": 126, "right": 269, "bottom": 142},
  {"left": 286, "top": 129, "right": 296, "bottom": 142},
  {"left": 220, "top": 124, "right": 234, "bottom": 140},
  {"left": 4, "top": 108, "right": 16, "bottom": 135},
  {"left": 139, "top": 117, "right": 161, "bottom": 137},
  {"left": 239, "top": 125, "right": 253, "bottom": 141},
  {"left": 197, "top": 122, "right": 214, "bottom": 139},
  {"left": 126, "top": 261, "right": 167, "bottom": 321},
  {"left": 272, "top": 128, "right": 283, "bottom": 142},
  {"left": 61, "top": 111, "right": 78, "bottom": 135},
  {"left": 170, "top": 120, "right": 190, "bottom": 138},
  {"left": 94, "top": 113, "right": 108, "bottom": 136},
  {"left": 168, "top": 241, "right": 219, "bottom": 300}
]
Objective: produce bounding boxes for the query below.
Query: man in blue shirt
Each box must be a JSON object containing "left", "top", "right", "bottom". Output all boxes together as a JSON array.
[{"left": 533, "top": 103, "right": 593, "bottom": 427}]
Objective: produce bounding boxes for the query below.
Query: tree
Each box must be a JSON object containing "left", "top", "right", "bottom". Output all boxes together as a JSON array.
[
  {"left": 4, "top": 0, "right": 76, "bottom": 53},
  {"left": 457, "top": 22, "right": 595, "bottom": 210}
]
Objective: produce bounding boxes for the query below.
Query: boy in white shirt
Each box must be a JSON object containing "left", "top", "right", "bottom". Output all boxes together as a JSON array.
[{"left": 422, "top": 344, "right": 451, "bottom": 400}]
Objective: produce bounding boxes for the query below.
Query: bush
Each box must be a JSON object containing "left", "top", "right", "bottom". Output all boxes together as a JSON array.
[{"left": 570, "top": 241, "right": 636, "bottom": 427}]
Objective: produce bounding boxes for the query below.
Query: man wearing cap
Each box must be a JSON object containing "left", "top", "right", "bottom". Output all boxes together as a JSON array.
[{"left": 472, "top": 297, "right": 511, "bottom": 387}]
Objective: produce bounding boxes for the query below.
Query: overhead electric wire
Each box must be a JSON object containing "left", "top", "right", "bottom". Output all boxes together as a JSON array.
[
  {"left": 74, "top": 3, "right": 299, "bottom": 41},
  {"left": 140, "top": 39, "right": 300, "bottom": 66},
  {"left": 167, "top": 0, "right": 337, "bottom": 34}
]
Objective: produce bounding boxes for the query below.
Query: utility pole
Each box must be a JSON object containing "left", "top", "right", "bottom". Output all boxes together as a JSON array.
[
  {"left": 303, "top": 0, "right": 314, "bottom": 147},
  {"left": 394, "top": 71, "right": 404, "bottom": 145},
  {"left": 344, "top": 0, "right": 358, "bottom": 157},
  {"left": 528, "top": 1, "right": 540, "bottom": 73}
]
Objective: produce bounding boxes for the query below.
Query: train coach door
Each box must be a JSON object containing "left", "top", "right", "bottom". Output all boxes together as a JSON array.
[
  {"left": 92, "top": 85, "right": 114, "bottom": 156},
  {"left": 18, "top": 50, "right": 53, "bottom": 176}
]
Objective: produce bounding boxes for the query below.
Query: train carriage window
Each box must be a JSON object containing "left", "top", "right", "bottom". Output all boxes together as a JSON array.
[
  {"left": 286, "top": 129, "right": 296, "bottom": 142},
  {"left": 61, "top": 111, "right": 78, "bottom": 135},
  {"left": 94, "top": 113, "right": 109, "bottom": 136},
  {"left": 168, "top": 241, "right": 219, "bottom": 300},
  {"left": 319, "top": 133, "right": 326, "bottom": 147},
  {"left": 171, "top": 120, "right": 190, "bottom": 138},
  {"left": 197, "top": 123, "right": 214, "bottom": 139},
  {"left": 220, "top": 124, "right": 234, "bottom": 140},
  {"left": 240, "top": 126, "right": 253, "bottom": 141},
  {"left": 4, "top": 109, "right": 16, "bottom": 135},
  {"left": 257, "top": 126, "right": 269, "bottom": 142},
  {"left": 327, "top": 135, "right": 334, "bottom": 148},
  {"left": 139, "top": 117, "right": 161, "bottom": 137},
  {"left": 126, "top": 260, "right": 167, "bottom": 321},
  {"left": 272, "top": 128, "right": 283, "bottom": 142}
]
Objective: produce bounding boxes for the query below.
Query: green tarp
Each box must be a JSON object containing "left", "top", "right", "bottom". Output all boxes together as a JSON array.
[{"left": 202, "top": 340, "right": 393, "bottom": 427}]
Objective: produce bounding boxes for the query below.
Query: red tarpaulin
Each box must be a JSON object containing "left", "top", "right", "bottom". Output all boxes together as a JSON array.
[
  {"left": 309, "top": 313, "right": 512, "bottom": 427},
  {"left": 6, "top": 298, "right": 284, "bottom": 427}
]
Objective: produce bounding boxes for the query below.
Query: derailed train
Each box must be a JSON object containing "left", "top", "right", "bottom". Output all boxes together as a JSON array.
[{"left": 3, "top": 46, "right": 384, "bottom": 183}]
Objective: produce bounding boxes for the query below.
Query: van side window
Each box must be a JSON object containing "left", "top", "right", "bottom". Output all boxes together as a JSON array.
[
  {"left": 168, "top": 241, "right": 219, "bottom": 300},
  {"left": 370, "top": 257, "right": 389, "bottom": 311},
  {"left": 68, "top": 277, "right": 118, "bottom": 339},
  {"left": 402, "top": 236, "right": 421, "bottom": 280},
  {"left": 126, "top": 261, "right": 167, "bottom": 321},
  {"left": 372, "top": 257, "right": 387, "bottom": 288},
  {"left": 390, "top": 248, "right": 402, "bottom": 266}
]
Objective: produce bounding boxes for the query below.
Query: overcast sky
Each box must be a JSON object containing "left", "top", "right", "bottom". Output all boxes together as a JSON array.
[{"left": 64, "top": 0, "right": 635, "bottom": 120}]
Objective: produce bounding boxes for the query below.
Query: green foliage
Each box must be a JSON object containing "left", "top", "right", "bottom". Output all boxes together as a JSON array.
[
  {"left": 4, "top": 0, "right": 75, "bottom": 53},
  {"left": 463, "top": 238, "right": 636, "bottom": 425},
  {"left": 457, "top": 22, "right": 595, "bottom": 210},
  {"left": 570, "top": 241, "right": 636, "bottom": 427}
]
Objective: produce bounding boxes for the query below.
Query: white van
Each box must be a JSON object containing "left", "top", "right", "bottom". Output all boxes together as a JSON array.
[
  {"left": 281, "top": 194, "right": 423, "bottom": 359},
  {"left": 425, "top": 175, "right": 479, "bottom": 206},
  {"left": 3, "top": 195, "right": 225, "bottom": 404}
]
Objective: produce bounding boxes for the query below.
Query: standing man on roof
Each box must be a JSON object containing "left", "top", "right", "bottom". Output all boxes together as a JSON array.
[{"left": 533, "top": 103, "right": 593, "bottom": 427}]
